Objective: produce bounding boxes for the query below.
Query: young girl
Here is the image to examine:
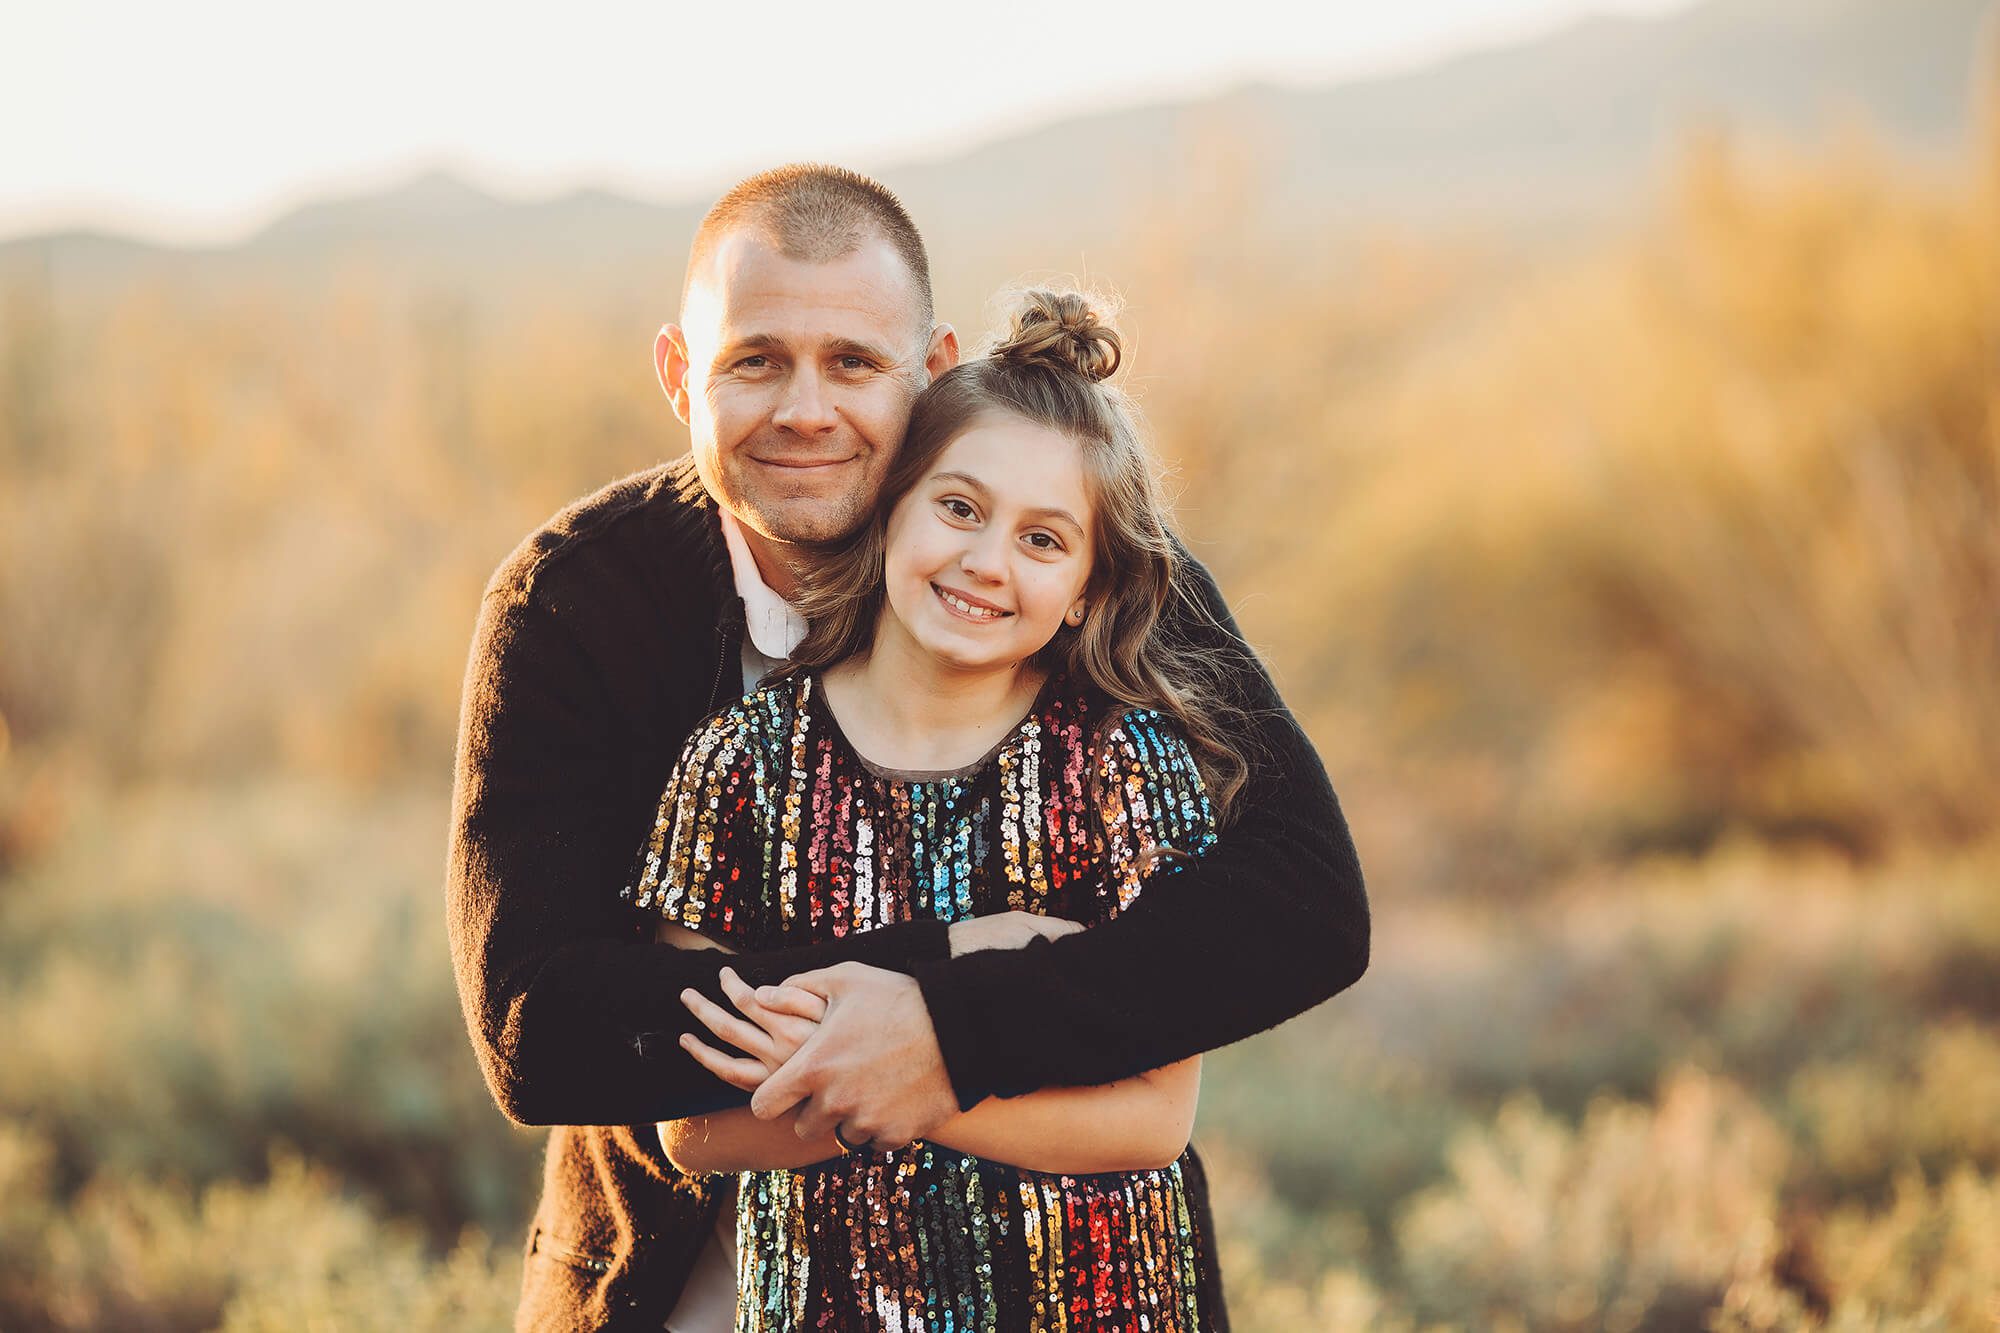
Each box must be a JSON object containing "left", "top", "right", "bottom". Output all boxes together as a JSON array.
[{"left": 624, "top": 289, "right": 1250, "bottom": 1332}]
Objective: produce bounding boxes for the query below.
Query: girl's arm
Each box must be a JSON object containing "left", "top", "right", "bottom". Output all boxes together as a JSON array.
[
  {"left": 660, "top": 1105, "right": 842, "bottom": 1173},
  {"left": 667, "top": 919, "right": 1200, "bottom": 1176},
  {"left": 925, "top": 1056, "right": 1198, "bottom": 1173},
  {"left": 666, "top": 1051, "right": 1198, "bottom": 1175}
]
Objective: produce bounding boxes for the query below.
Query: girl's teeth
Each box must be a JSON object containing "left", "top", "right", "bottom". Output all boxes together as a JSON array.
[{"left": 939, "top": 587, "right": 1001, "bottom": 618}]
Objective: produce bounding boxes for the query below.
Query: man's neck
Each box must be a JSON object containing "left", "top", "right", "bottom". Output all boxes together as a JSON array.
[{"left": 734, "top": 520, "right": 805, "bottom": 603}]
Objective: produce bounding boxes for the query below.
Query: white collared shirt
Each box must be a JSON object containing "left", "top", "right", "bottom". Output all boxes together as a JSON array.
[{"left": 717, "top": 507, "right": 808, "bottom": 693}]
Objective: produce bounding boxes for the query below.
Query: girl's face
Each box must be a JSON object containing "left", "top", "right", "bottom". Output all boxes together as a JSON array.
[{"left": 880, "top": 414, "right": 1095, "bottom": 675}]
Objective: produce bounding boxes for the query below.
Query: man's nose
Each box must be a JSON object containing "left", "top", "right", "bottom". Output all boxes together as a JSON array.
[{"left": 771, "top": 368, "right": 838, "bottom": 438}]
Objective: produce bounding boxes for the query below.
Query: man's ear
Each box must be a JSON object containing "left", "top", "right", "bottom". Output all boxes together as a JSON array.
[
  {"left": 655, "top": 324, "right": 693, "bottom": 426},
  {"left": 924, "top": 323, "right": 960, "bottom": 380}
]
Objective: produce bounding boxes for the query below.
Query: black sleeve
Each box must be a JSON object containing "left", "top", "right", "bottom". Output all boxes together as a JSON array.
[
  {"left": 446, "top": 586, "right": 950, "bottom": 1128},
  {"left": 913, "top": 553, "right": 1369, "bottom": 1106}
]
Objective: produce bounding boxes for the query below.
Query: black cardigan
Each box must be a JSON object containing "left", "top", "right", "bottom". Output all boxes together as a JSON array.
[{"left": 445, "top": 454, "right": 1369, "bottom": 1328}]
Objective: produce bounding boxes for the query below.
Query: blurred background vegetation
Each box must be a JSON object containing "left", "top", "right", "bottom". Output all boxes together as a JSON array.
[{"left": 2, "top": 0, "right": 1997, "bottom": 1327}]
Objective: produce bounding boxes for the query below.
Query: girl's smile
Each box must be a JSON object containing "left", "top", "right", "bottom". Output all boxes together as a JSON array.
[{"left": 931, "top": 583, "right": 1012, "bottom": 621}]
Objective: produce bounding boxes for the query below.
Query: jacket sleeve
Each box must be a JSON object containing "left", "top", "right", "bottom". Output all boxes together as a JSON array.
[
  {"left": 913, "top": 554, "right": 1369, "bottom": 1106},
  {"left": 446, "top": 583, "right": 950, "bottom": 1128}
]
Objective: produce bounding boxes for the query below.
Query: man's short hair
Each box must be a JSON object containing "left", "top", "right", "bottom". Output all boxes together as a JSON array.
[{"left": 682, "top": 164, "right": 935, "bottom": 332}]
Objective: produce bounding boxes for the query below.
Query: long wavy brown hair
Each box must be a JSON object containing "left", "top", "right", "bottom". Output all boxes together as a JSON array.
[{"left": 789, "top": 287, "right": 1256, "bottom": 824}]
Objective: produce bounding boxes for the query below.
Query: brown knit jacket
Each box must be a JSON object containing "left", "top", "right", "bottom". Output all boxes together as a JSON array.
[{"left": 446, "top": 455, "right": 1369, "bottom": 1330}]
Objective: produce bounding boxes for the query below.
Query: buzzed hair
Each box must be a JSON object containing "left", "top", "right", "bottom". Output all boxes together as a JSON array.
[{"left": 681, "top": 163, "right": 935, "bottom": 331}]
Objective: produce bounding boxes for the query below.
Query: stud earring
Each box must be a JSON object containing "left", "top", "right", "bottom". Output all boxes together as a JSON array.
[{"left": 1066, "top": 603, "right": 1087, "bottom": 626}]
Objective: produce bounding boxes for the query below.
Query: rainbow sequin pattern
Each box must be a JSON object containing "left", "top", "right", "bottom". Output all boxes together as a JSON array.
[{"left": 624, "top": 672, "right": 1219, "bottom": 1332}]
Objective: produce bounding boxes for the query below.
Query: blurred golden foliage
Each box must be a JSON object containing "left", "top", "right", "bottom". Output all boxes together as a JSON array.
[
  {"left": 0, "top": 1127, "right": 517, "bottom": 1331},
  {"left": 1124, "top": 119, "right": 1999, "bottom": 886}
]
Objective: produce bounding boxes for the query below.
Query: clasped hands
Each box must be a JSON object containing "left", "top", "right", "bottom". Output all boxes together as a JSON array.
[{"left": 676, "top": 910, "right": 1081, "bottom": 1151}]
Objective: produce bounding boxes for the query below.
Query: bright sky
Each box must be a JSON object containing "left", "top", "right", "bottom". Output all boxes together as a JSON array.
[{"left": 3, "top": 0, "right": 1692, "bottom": 245}]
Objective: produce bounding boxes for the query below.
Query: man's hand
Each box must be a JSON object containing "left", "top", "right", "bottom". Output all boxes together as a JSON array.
[
  {"left": 747, "top": 961, "right": 960, "bottom": 1147},
  {"left": 680, "top": 910, "right": 1080, "bottom": 1098},
  {"left": 947, "top": 910, "right": 1082, "bottom": 957}
]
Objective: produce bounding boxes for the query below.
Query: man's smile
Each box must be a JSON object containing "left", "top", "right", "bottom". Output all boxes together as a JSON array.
[{"left": 749, "top": 454, "right": 860, "bottom": 470}]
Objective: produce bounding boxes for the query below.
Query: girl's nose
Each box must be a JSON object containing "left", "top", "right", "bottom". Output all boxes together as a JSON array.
[{"left": 959, "top": 533, "right": 1008, "bottom": 584}]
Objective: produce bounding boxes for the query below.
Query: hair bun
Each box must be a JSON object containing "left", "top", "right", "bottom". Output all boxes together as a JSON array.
[{"left": 992, "top": 288, "right": 1122, "bottom": 383}]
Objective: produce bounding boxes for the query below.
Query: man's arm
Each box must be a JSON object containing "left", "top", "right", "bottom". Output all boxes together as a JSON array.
[
  {"left": 914, "top": 552, "right": 1368, "bottom": 1104},
  {"left": 445, "top": 580, "right": 949, "bottom": 1128}
]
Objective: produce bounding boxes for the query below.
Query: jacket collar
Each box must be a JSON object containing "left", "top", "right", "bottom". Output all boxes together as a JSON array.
[{"left": 649, "top": 454, "right": 742, "bottom": 633}]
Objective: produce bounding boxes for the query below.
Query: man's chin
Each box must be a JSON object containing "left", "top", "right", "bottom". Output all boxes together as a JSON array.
[{"left": 737, "top": 497, "right": 871, "bottom": 548}]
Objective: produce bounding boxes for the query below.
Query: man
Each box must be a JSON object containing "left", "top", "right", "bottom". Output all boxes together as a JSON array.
[{"left": 446, "top": 164, "right": 1368, "bottom": 1331}]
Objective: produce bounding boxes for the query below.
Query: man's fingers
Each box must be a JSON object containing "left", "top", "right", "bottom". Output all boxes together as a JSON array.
[
  {"left": 791, "top": 1092, "right": 846, "bottom": 1141},
  {"left": 679, "top": 1033, "right": 767, "bottom": 1092},
  {"left": 756, "top": 984, "right": 828, "bottom": 1022},
  {"left": 749, "top": 1043, "right": 817, "bottom": 1122},
  {"left": 680, "top": 987, "right": 772, "bottom": 1060},
  {"left": 769, "top": 965, "right": 842, "bottom": 1000}
]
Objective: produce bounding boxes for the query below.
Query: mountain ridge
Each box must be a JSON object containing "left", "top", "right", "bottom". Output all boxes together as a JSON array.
[{"left": 3, "top": 0, "right": 1988, "bottom": 298}]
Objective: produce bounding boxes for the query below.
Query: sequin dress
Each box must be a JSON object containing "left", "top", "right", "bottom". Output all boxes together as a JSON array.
[{"left": 624, "top": 670, "right": 1220, "bottom": 1333}]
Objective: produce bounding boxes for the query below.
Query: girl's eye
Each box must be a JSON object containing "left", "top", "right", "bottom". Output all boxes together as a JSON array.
[
  {"left": 1025, "top": 531, "right": 1064, "bottom": 552},
  {"left": 941, "top": 498, "right": 976, "bottom": 520}
]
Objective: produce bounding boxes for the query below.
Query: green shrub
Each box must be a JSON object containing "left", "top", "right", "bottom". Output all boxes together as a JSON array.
[
  {"left": 1714, "top": 1166, "right": 2000, "bottom": 1333},
  {"left": 0, "top": 1120, "right": 519, "bottom": 1333},
  {"left": 0, "top": 781, "right": 542, "bottom": 1242},
  {"left": 1396, "top": 1070, "right": 1789, "bottom": 1333},
  {"left": 1787, "top": 1021, "right": 2000, "bottom": 1201}
]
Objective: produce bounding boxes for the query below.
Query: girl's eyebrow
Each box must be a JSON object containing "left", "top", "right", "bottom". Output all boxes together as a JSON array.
[
  {"left": 931, "top": 470, "right": 1085, "bottom": 535},
  {"left": 929, "top": 470, "right": 990, "bottom": 497},
  {"left": 1027, "top": 506, "right": 1087, "bottom": 536}
]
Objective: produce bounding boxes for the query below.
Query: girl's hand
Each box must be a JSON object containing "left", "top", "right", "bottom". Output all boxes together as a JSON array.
[
  {"left": 680, "top": 966, "right": 827, "bottom": 1092},
  {"left": 947, "top": 910, "right": 1084, "bottom": 957}
]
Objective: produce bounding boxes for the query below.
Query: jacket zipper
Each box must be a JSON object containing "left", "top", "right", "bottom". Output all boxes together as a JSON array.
[
  {"left": 708, "top": 627, "right": 733, "bottom": 710},
  {"left": 531, "top": 1226, "right": 612, "bottom": 1275}
]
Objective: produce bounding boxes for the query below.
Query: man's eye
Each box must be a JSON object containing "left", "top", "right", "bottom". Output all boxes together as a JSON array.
[{"left": 837, "top": 355, "right": 871, "bottom": 371}]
